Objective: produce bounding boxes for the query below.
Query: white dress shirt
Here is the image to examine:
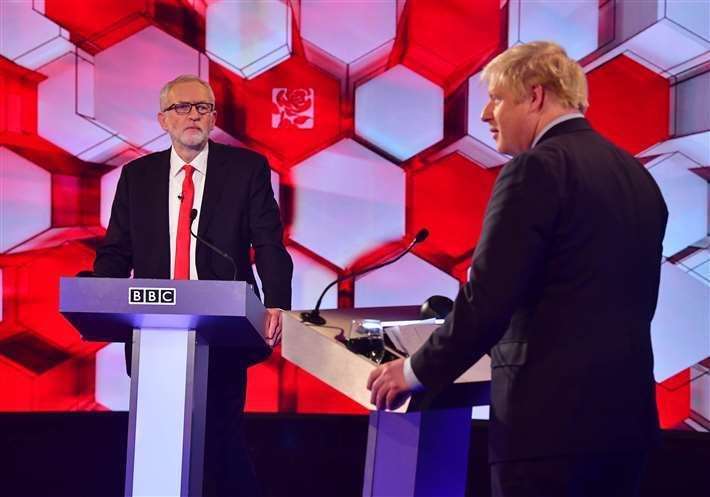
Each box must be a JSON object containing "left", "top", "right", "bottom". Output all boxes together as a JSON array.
[
  {"left": 402, "top": 112, "right": 586, "bottom": 391},
  {"left": 169, "top": 143, "right": 208, "bottom": 280}
]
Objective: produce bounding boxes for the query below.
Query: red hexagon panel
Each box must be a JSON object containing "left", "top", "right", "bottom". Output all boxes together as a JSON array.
[
  {"left": 210, "top": 56, "right": 342, "bottom": 168},
  {"left": 586, "top": 55, "right": 670, "bottom": 155},
  {"left": 409, "top": 153, "right": 500, "bottom": 268},
  {"left": 396, "top": 0, "right": 505, "bottom": 94},
  {"left": 0, "top": 2, "right": 706, "bottom": 427}
]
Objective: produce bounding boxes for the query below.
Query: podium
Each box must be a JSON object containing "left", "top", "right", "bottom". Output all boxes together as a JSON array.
[
  {"left": 282, "top": 307, "right": 491, "bottom": 497},
  {"left": 59, "top": 277, "right": 268, "bottom": 497}
]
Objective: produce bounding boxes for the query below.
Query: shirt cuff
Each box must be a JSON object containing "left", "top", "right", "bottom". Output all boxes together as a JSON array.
[{"left": 403, "top": 357, "right": 425, "bottom": 392}]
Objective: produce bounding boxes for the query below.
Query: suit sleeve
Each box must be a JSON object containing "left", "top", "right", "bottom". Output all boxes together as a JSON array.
[
  {"left": 410, "top": 152, "right": 561, "bottom": 391},
  {"left": 94, "top": 166, "right": 133, "bottom": 277},
  {"left": 249, "top": 157, "right": 293, "bottom": 310}
]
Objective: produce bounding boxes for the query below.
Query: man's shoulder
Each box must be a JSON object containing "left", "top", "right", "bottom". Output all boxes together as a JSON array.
[
  {"left": 119, "top": 149, "right": 169, "bottom": 178},
  {"left": 209, "top": 141, "right": 266, "bottom": 165}
]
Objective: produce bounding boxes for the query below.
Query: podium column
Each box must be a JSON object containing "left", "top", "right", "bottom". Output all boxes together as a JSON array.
[{"left": 125, "top": 328, "right": 209, "bottom": 497}]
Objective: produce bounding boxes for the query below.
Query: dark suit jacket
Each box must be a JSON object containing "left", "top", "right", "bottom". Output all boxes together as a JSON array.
[
  {"left": 94, "top": 140, "right": 292, "bottom": 309},
  {"left": 95, "top": 140, "right": 292, "bottom": 380},
  {"left": 411, "top": 118, "right": 668, "bottom": 463}
]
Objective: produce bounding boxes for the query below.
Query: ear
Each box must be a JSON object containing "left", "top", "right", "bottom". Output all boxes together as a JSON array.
[
  {"left": 529, "top": 85, "right": 545, "bottom": 112},
  {"left": 157, "top": 112, "right": 168, "bottom": 131}
]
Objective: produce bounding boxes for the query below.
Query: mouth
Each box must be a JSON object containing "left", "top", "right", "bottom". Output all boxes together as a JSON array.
[{"left": 490, "top": 129, "right": 499, "bottom": 139}]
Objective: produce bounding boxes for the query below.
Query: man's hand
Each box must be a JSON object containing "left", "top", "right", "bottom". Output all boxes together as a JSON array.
[
  {"left": 264, "top": 308, "right": 283, "bottom": 347},
  {"left": 367, "top": 358, "right": 412, "bottom": 411}
]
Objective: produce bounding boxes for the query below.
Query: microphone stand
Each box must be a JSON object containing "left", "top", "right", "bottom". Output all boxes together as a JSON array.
[{"left": 300, "top": 229, "right": 429, "bottom": 325}]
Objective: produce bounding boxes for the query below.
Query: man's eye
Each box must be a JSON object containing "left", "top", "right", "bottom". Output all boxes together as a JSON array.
[{"left": 175, "top": 103, "right": 191, "bottom": 112}]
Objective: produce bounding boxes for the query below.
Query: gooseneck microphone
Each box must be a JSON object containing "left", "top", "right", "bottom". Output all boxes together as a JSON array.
[
  {"left": 189, "top": 209, "right": 238, "bottom": 281},
  {"left": 300, "top": 228, "right": 430, "bottom": 325}
]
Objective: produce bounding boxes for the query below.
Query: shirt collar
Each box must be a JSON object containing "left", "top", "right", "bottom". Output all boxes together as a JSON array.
[
  {"left": 170, "top": 142, "right": 209, "bottom": 177},
  {"left": 531, "top": 112, "right": 585, "bottom": 148}
]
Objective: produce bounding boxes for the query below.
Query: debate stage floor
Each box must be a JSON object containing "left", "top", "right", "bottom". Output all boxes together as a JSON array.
[{"left": 1, "top": 412, "right": 708, "bottom": 496}]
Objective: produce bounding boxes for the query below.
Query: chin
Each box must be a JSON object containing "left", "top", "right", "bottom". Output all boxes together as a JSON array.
[{"left": 181, "top": 135, "right": 207, "bottom": 148}]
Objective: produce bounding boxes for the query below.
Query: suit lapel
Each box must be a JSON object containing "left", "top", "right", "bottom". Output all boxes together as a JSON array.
[{"left": 198, "top": 141, "right": 230, "bottom": 236}]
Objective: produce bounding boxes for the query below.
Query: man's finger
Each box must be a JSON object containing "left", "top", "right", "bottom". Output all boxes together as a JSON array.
[
  {"left": 265, "top": 313, "right": 277, "bottom": 339},
  {"left": 367, "top": 366, "right": 383, "bottom": 390}
]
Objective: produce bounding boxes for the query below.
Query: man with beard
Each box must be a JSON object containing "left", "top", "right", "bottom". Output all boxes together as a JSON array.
[{"left": 94, "top": 74, "right": 293, "bottom": 496}]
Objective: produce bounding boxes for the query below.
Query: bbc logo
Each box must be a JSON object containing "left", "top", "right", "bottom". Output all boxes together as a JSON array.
[{"left": 128, "top": 287, "right": 176, "bottom": 305}]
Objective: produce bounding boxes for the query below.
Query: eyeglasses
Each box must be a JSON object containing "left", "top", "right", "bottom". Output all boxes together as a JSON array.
[{"left": 162, "top": 102, "right": 215, "bottom": 115}]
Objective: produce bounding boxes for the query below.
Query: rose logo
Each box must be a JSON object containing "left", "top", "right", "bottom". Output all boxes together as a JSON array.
[{"left": 272, "top": 88, "right": 315, "bottom": 129}]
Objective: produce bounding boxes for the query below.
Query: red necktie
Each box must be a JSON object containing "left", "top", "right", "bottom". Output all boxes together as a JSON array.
[{"left": 174, "top": 165, "right": 195, "bottom": 279}]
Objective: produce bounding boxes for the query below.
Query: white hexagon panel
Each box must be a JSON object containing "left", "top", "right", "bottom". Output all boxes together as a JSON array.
[
  {"left": 508, "top": 0, "right": 599, "bottom": 60},
  {"left": 647, "top": 153, "right": 708, "bottom": 257},
  {"left": 290, "top": 138, "right": 405, "bottom": 268},
  {"left": 0, "top": 0, "right": 73, "bottom": 70},
  {"left": 95, "top": 343, "right": 130, "bottom": 411},
  {"left": 639, "top": 132, "right": 710, "bottom": 167},
  {"left": 0, "top": 148, "right": 51, "bottom": 253},
  {"left": 206, "top": 0, "right": 292, "bottom": 79},
  {"left": 300, "top": 0, "right": 396, "bottom": 93},
  {"left": 93, "top": 26, "right": 207, "bottom": 148},
  {"left": 355, "top": 64, "right": 444, "bottom": 161},
  {"left": 355, "top": 253, "right": 459, "bottom": 308},
  {"left": 38, "top": 52, "right": 127, "bottom": 161},
  {"left": 253, "top": 248, "right": 338, "bottom": 312},
  {"left": 652, "top": 262, "right": 710, "bottom": 382},
  {"left": 430, "top": 71, "right": 509, "bottom": 167},
  {"left": 100, "top": 165, "right": 123, "bottom": 229},
  {"left": 585, "top": 0, "right": 710, "bottom": 77}
]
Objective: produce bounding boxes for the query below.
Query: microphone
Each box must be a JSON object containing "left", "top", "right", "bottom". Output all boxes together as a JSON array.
[
  {"left": 189, "top": 209, "right": 238, "bottom": 281},
  {"left": 178, "top": 194, "right": 184, "bottom": 201},
  {"left": 300, "top": 228, "right": 430, "bottom": 325}
]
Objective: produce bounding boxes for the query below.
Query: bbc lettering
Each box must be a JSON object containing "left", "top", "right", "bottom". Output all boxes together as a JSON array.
[{"left": 128, "top": 287, "right": 176, "bottom": 305}]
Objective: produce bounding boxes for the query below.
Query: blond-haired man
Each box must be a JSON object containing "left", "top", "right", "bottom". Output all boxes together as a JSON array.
[
  {"left": 368, "top": 42, "right": 667, "bottom": 496},
  {"left": 94, "top": 75, "right": 293, "bottom": 496}
]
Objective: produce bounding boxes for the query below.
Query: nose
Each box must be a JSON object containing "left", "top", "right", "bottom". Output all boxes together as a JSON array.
[
  {"left": 188, "top": 105, "right": 202, "bottom": 119},
  {"left": 480, "top": 99, "right": 493, "bottom": 123}
]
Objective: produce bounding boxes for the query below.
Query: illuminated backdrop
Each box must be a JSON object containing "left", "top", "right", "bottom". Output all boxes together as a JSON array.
[{"left": 0, "top": 0, "right": 708, "bottom": 429}]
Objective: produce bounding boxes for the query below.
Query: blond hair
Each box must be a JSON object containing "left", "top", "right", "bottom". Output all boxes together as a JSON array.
[
  {"left": 159, "top": 74, "right": 215, "bottom": 111},
  {"left": 482, "top": 41, "right": 588, "bottom": 113}
]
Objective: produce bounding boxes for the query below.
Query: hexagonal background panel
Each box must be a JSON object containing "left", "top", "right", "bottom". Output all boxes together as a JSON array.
[
  {"left": 584, "top": 0, "right": 710, "bottom": 77},
  {"left": 94, "top": 26, "right": 206, "bottom": 148},
  {"left": 0, "top": 0, "right": 73, "bottom": 70},
  {"left": 355, "top": 252, "right": 459, "bottom": 307},
  {"left": 206, "top": 0, "right": 291, "bottom": 79},
  {"left": 409, "top": 153, "right": 499, "bottom": 264},
  {"left": 38, "top": 52, "right": 126, "bottom": 160},
  {"left": 0, "top": 2, "right": 707, "bottom": 421},
  {"left": 647, "top": 153, "right": 708, "bottom": 257},
  {"left": 300, "top": 0, "right": 397, "bottom": 94},
  {"left": 355, "top": 64, "right": 444, "bottom": 161},
  {"left": 398, "top": 0, "right": 504, "bottom": 93},
  {"left": 290, "top": 138, "right": 405, "bottom": 268},
  {"left": 95, "top": 342, "right": 130, "bottom": 411},
  {"left": 652, "top": 262, "right": 710, "bottom": 382},
  {"left": 0, "top": 148, "right": 51, "bottom": 253},
  {"left": 210, "top": 56, "right": 342, "bottom": 167},
  {"left": 508, "top": 0, "right": 599, "bottom": 60},
  {"left": 586, "top": 55, "right": 669, "bottom": 155}
]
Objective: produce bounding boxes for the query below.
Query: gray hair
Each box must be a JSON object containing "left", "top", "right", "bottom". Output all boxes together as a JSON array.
[{"left": 159, "top": 74, "right": 215, "bottom": 111}]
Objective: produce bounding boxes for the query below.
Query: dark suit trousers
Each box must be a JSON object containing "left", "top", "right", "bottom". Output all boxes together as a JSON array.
[
  {"left": 491, "top": 450, "right": 647, "bottom": 497},
  {"left": 202, "top": 349, "right": 261, "bottom": 497}
]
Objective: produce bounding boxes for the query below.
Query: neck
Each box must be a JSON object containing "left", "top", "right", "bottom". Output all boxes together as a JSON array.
[
  {"left": 173, "top": 141, "right": 206, "bottom": 163},
  {"left": 531, "top": 106, "right": 579, "bottom": 142}
]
